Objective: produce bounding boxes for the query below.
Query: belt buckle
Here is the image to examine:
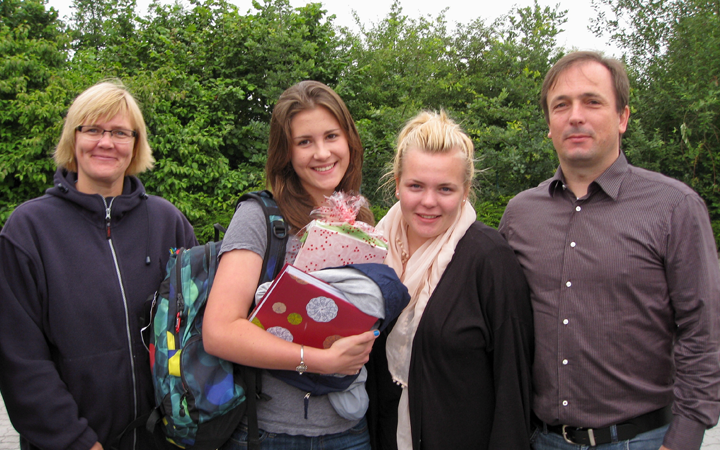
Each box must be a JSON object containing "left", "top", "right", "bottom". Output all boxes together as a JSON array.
[{"left": 562, "top": 425, "right": 596, "bottom": 446}]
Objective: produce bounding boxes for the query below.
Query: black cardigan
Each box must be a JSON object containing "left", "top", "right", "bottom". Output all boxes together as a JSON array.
[{"left": 368, "top": 221, "right": 534, "bottom": 450}]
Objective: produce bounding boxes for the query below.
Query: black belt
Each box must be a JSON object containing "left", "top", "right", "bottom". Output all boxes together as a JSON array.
[{"left": 534, "top": 405, "right": 673, "bottom": 446}]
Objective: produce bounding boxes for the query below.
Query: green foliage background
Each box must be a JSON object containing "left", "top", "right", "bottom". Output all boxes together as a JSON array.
[{"left": 1, "top": 0, "right": 718, "bottom": 248}]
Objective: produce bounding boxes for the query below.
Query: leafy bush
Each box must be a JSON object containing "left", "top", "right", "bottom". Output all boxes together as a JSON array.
[
  {"left": 474, "top": 195, "right": 513, "bottom": 229},
  {"left": 3, "top": 0, "right": 719, "bottom": 254}
]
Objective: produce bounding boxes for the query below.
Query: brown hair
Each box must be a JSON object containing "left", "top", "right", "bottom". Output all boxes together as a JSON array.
[
  {"left": 54, "top": 80, "right": 154, "bottom": 175},
  {"left": 266, "top": 80, "right": 373, "bottom": 232},
  {"left": 540, "top": 51, "right": 630, "bottom": 124}
]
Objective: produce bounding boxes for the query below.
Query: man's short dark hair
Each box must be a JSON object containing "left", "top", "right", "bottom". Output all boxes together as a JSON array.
[{"left": 540, "top": 51, "right": 630, "bottom": 124}]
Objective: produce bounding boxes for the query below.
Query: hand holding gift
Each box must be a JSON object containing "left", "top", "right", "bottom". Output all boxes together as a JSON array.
[{"left": 293, "top": 191, "right": 388, "bottom": 272}]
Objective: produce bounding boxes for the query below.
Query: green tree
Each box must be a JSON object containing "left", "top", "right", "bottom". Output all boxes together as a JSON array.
[
  {"left": 0, "top": 0, "right": 71, "bottom": 225},
  {"left": 91, "top": 0, "right": 346, "bottom": 240},
  {"left": 338, "top": 1, "right": 471, "bottom": 207},
  {"left": 592, "top": 0, "right": 720, "bottom": 246},
  {"left": 340, "top": 1, "right": 566, "bottom": 208},
  {"left": 70, "top": 0, "right": 138, "bottom": 52},
  {"left": 456, "top": 2, "right": 565, "bottom": 199},
  {"left": 13, "top": 0, "right": 711, "bottom": 246}
]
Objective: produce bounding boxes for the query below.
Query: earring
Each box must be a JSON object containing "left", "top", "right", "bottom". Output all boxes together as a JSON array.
[{"left": 395, "top": 191, "right": 399, "bottom": 198}]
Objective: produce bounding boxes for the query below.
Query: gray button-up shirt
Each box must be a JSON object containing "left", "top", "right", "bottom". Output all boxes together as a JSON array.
[{"left": 499, "top": 152, "right": 720, "bottom": 450}]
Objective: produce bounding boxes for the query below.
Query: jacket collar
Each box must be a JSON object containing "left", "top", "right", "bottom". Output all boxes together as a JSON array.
[{"left": 47, "top": 168, "right": 147, "bottom": 218}]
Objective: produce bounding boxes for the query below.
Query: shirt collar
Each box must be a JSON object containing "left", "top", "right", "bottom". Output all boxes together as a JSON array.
[
  {"left": 547, "top": 151, "right": 629, "bottom": 201},
  {"left": 548, "top": 167, "right": 565, "bottom": 197}
]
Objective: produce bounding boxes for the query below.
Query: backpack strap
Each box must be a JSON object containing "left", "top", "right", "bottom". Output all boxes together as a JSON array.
[
  {"left": 244, "top": 366, "right": 261, "bottom": 450},
  {"left": 213, "top": 222, "right": 227, "bottom": 242},
  {"left": 236, "top": 190, "right": 288, "bottom": 285},
  {"left": 110, "top": 410, "right": 170, "bottom": 450},
  {"left": 235, "top": 190, "right": 286, "bottom": 450}
]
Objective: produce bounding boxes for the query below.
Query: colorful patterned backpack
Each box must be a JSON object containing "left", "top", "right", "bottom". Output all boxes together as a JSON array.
[{"left": 146, "top": 191, "right": 288, "bottom": 449}]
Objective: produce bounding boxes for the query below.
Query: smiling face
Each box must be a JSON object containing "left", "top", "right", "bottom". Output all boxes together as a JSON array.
[
  {"left": 74, "top": 112, "right": 135, "bottom": 197},
  {"left": 547, "top": 61, "right": 630, "bottom": 176},
  {"left": 290, "top": 106, "right": 350, "bottom": 206},
  {"left": 397, "top": 147, "right": 468, "bottom": 254}
]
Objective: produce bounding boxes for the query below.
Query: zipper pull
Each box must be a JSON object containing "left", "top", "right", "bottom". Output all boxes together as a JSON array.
[
  {"left": 104, "top": 200, "right": 113, "bottom": 239},
  {"left": 175, "top": 293, "right": 184, "bottom": 333},
  {"left": 304, "top": 392, "right": 310, "bottom": 419}
]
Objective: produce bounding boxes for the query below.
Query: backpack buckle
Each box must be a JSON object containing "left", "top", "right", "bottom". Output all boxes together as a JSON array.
[{"left": 271, "top": 217, "right": 287, "bottom": 239}]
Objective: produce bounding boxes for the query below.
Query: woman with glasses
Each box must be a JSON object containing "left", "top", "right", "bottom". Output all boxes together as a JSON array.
[
  {"left": 203, "top": 80, "right": 378, "bottom": 449},
  {"left": 0, "top": 81, "right": 197, "bottom": 450}
]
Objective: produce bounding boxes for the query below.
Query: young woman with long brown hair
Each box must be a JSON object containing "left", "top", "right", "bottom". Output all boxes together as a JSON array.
[{"left": 204, "top": 80, "right": 377, "bottom": 449}]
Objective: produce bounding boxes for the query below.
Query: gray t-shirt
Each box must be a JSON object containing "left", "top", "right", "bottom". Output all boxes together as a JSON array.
[{"left": 219, "top": 200, "right": 360, "bottom": 436}]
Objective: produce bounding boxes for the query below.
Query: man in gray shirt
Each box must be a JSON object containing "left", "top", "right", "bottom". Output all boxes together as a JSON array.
[{"left": 499, "top": 51, "right": 720, "bottom": 450}]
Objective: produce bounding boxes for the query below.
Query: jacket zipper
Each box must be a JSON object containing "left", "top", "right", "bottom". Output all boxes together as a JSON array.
[{"left": 104, "top": 197, "right": 139, "bottom": 449}]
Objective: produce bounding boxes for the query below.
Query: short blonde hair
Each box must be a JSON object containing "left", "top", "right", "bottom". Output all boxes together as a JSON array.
[
  {"left": 54, "top": 80, "right": 154, "bottom": 175},
  {"left": 391, "top": 110, "right": 475, "bottom": 190}
]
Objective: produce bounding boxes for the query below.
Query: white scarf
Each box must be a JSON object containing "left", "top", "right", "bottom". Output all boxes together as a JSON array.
[{"left": 377, "top": 201, "right": 477, "bottom": 449}]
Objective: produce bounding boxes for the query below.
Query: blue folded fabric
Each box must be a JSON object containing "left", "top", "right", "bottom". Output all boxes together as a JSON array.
[{"left": 343, "top": 263, "right": 409, "bottom": 332}]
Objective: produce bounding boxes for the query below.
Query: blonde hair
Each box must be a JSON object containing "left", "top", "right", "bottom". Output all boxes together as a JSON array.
[
  {"left": 54, "top": 80, "right": 154, "bottom": 175},
  {"left": 391, "top": 110, "right": 475, "bottom": 192}
]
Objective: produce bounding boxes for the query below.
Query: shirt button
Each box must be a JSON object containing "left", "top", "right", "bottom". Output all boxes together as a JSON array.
[
  {"left": 562, "top": 359, "right": 568, "bottom": 365},
  {"left": 570, "top": 242, "right": 576, "bottom": 248},
  {"left": 566, "top": 281, "right": 572, "bottom": 287},
  {"left": 575, "top": 206, "right": 582, "bottom": 212},
  {"left": 562, "top": 400, "right": 568, "bottom": 406},
  {"left": 563, "top": 319, "right": 569, "bottom": 325}
]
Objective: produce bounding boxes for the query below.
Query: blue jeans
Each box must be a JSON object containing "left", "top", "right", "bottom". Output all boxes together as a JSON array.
[
  {"left": 531, "top": 423, "right": 669, "bottom": 450},
  {"left": 220, "top": 417, "right": 371, "bottom": 450}
]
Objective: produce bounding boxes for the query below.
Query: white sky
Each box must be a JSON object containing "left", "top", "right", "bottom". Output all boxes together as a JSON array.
[{"left": 47, "top": 0, "right": 620, "bottom": 56}]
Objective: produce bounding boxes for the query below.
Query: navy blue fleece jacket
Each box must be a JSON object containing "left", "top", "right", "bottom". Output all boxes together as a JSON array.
[{"left": 0, "top": 169, "right": 197, "bottom": 450}]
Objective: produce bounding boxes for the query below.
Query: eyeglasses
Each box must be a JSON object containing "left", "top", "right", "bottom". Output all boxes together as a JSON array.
[{"left": 76, "top": 126, "right": 137, "bottom": 143}]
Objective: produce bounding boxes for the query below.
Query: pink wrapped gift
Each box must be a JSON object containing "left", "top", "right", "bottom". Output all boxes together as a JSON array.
[{"left": 293, "top": 192, "right": 388, "bottom": 272}]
